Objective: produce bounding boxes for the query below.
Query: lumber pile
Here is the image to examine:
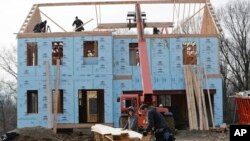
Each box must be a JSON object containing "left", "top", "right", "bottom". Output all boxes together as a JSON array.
[
  {"left": 183, "top": 65, "right": 210, "bottom": 130},
  {"left": 91, "top": 124, "right": 142, "bottom": 141}
]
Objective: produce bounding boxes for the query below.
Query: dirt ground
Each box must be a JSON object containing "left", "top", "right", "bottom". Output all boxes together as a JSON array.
[
  {"left": 175, "top": 130, "right": 229, "bottom": 141},
  {"left": 2, "top": 126, "right": 229, "bottom": 141}
]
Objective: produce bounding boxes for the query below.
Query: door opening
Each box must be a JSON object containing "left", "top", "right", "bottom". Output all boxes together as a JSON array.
[{"left": 78, "top": 89, "right": 104, "bottom": 123}]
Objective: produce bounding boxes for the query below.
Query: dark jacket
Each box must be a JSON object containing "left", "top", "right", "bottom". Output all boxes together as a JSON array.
[
  {"left": 147, "top": 106, "right": 168, "bottom": 130},
  {"left": 33, "top": 21, "right": 46, "bottom": 33},
  {"left": 72, "top": 19, "right": 84, "bottom": 31},
  {"left": 124, "top": 114, "right": 138, "bottom": 131}
]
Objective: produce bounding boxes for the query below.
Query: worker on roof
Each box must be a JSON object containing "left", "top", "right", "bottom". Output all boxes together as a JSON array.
[
  {"left": 33, "top": 20, "right": 47, "bottom": 33},
  {"left": 153, "top": 27, "right": 160, "bottom": 35},
  {"left": 123, "top": 106, "right": 138, "bottom": 132},
  {"left": 72, "top": 16, "right": 84, "bottom": 32},
  {"left": 139, "top": 104, "right": 174, "bottom": 141}
]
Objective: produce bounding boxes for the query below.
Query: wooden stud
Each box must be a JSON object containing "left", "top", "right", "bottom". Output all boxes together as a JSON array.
[
  {"left": 192, "top": 66, "right": 203, "bottom": 130},
  {"left": 184, "top": 66, "right": 193, "bottom": 130},
  {"left": 197, "top": 66, "right": 209, "bottom": 130},
  {"left": 189, "top": 66, "right": 198, "bottom": 130},
  {"left": 53, "top": 59, "right": 60, "bottom": 133},
  {"left": 204, "top": 65, "right": 215, "bottom": 128}
]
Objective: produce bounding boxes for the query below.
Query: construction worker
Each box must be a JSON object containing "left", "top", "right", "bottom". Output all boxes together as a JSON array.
[
  {"left": 139, "top": 104, "right": 174, "bottom": 141},
  {"left": 123, "top": 106, "right": 138, "bottom": 132},
  {"left": 87, "top": 50, "right": 94, "bottom": 57},
  {"left": 72, "top": 16, "right": 84, "bottom": 32},
  {"left": 33, "top": 20, "right": 47, "bottom": 33},
  {"left": 153, "top": 27, "right": 160, "bottom": 34}
]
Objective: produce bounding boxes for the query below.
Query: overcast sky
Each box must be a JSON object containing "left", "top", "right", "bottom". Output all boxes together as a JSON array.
[{"left": 0, "top": 0, "right": 229, "bottom": 48}]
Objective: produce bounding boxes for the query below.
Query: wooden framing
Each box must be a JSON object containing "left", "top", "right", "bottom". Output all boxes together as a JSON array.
[
  {"left": 205, "top": 74, "right": 223, "bottom": 78},
  {"left": 37, "top": 0, "right": 207, "bottom": 7},
  {"left": 97, "top": 22, "right": 174, "bottom": 29},
  {"left": 19, "top": 4, "right": 41, "bottom": 33},
  {"left": 17, "top": 31, "right": 112, "bottom": 38},
  {"left": 18, "top": 0, "right": 222, "bottom": 35},
  {"left": 53, "top": 59, "right": 60, "bottom": 133},
  {"left": 172, "top": 5, "right": 205, "bottom": 34},
  {"left": 201, "top": 5, "right": 218, "bottom": 34},
  {"left": 57, "top": 123, "right": 113, "bottom": 129},
  {"left": 40, "top": 10, "right": 67, "bottom": 32},
  {"left": 17, "top": 32, "right": 219, "bottom": 39}
]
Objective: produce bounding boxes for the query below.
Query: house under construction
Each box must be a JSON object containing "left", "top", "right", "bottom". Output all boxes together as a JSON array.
[{"left": 17, "top": 0, "right": 223, "bottom": 130}]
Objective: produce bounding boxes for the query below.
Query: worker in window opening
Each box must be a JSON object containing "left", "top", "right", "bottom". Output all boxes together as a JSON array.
[
  {"left": 87, "top": 50, "right": 94, "bottom": 57},
  {"left": 33, "top": 20, "right": 47, "bottom": 33},
  {"left": 136, "top": 50, "right": 140, "bottom": 66},
  {"left": 153, "top": 27, "right": 160, "bottom": 35},
  {"left": 139, "top": 104, "right": 174, "bottom": 141},
  {"left": 123, "top": 106, "right": 138, "bottom": 132},
  {"left": 72, "top": 16, "right": 84, "bottom": 32}
]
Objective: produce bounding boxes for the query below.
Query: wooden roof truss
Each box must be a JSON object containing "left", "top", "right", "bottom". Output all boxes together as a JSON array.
[{"left": 18, "top": 0, "right": 222, "bottom": 35}]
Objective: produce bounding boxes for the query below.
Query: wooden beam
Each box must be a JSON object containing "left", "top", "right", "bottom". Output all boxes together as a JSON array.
[
  {"left": 184, "top": 66, "right": 194, "bottom": 130},
  {"left": 40, "top": 10, "right": 67, "bottom": 32},
  {"left": 16, "top": 32, "right": 219, "bottom": 39},
  {"left": 192, "top": 66, "right": 203, "bottom": 130},
  {"left": 197, "top": 66, "right": 209, "bottom": 130},
  {"left": 38, "top": 0, "right": 207, "bottom": 7},
  {"left": 204, "top": 74, "right": 223, "bottom": 78},
  {"left": 17, "top": 31, "right": 112, "bottom": 38},
  {"left": 113, "top": 34, "right": 219, "bottom": 38},
  {"left": 53, "top": 59, "right": 60, "bottom": 133},
  {"left": 97, "top": 22, "right": 174, "bottom": 29},
  {"left": 57, "top": 123, "right": 113, "bottom": 129},
  {"left": 172, "top": 6, "right": 205, "bottom": 34},
  {"left": 204, "top": 65, "right": 215, "bottom": 128}
]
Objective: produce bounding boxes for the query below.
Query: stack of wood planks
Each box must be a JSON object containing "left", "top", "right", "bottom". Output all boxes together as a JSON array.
[
  {"left": 91, "top": 124, "right": 142, "bottom": 141},
  {"left": 184, "top": 65, "right": 209, "bottom": 130}
]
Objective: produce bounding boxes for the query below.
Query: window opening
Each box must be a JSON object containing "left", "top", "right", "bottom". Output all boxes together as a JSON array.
[
  {"left": 129, "top": 43, "right": 140, "bottom": 66},
  {"left": 27, "top": 42, "right": 38, "bottom": 66},
  {"left": 52, "top": 89, "right": 63, "bottom": 113},
  {"left": 83, "top": 41, "right": 98, "bottom": 57},
  {"left": 27, "top": 90, "right": 38, "bottom": 113},
  {"left": 183, "top": 42, "right": 197, "bottom": 65},
  {"left": 52, "top": 42, "right": 63, "bottom": 65}
]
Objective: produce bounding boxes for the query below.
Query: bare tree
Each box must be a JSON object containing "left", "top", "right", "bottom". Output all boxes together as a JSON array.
[
  {"left": 218, "top": 0, "right": 250, "bottom": 123},
  {"left": 0, "top": 83, "right": 17, "bottom": 134},
  {"left": 0, "top": 46, "right": 17, "bottom": 98},
  {"left": 0, "top": 46, "right": 17, "bottom": 134}
]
